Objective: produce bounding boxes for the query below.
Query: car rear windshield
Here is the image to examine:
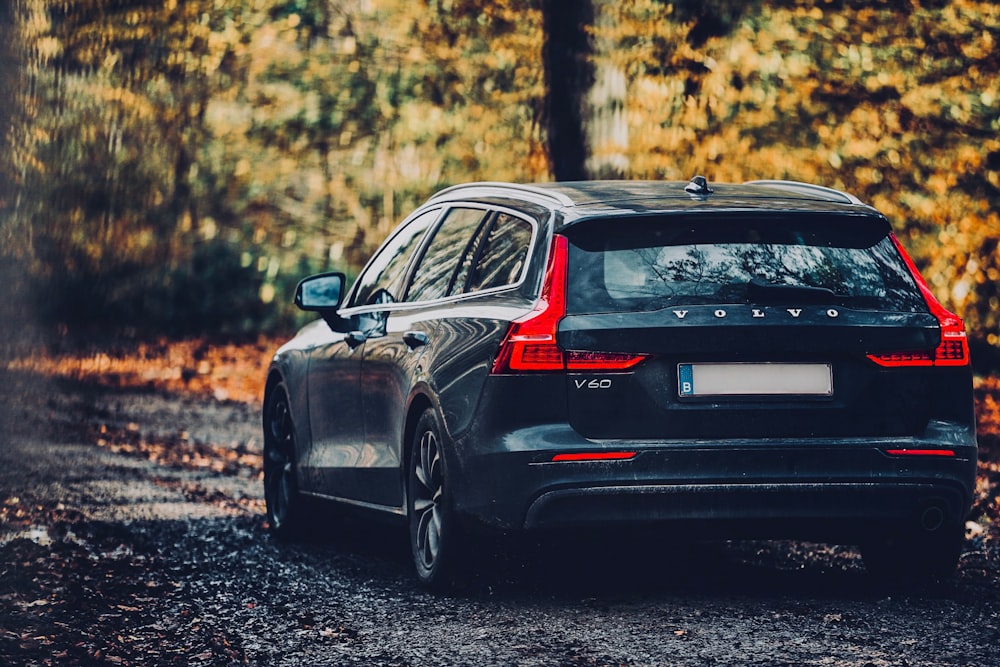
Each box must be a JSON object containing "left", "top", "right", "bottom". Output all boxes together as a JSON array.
[{"left": 565, "top": 214, "right": 927, "bottom": 315}]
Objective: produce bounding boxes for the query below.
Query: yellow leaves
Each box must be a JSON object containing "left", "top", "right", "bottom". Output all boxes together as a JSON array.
[
  {"left": 205, "top": 100, "right": 252, "bottom": 138},
  {"left": 33, "top": 36, "right": 61, "bottom": 61},
  {"left": 259, "top": 283, "right": 276, "bottom": 305},
  {"left": 89, "top": 84, "right": 157, "bottom": 121},
  {"left": 799, "top": 6, "right": 824, "bottom": 22},
  {"left": 842, "top": 137, "right": 880, "bottom": 162},
  {"left": 835, "top": 43, "right": 877, "bottom": 73},
  {"left": 955, "top": 145, "right": 984, "bottom": 171},
  {"left": 961, "top": 30, "right": 994, "bottom": 59},
  {"left": 926, "top": 175, "right": 951, "bottom": 197},
  {"left": 853, "top": 167, "right": 883, "bottom": 187}
]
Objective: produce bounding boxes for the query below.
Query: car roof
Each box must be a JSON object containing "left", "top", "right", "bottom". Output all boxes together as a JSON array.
[{"left": 426, "top": 178, "right": 883, "bottom": 228}]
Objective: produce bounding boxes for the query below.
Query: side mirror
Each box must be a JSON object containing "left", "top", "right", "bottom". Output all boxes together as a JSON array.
[{"left": 294, "top": 272, "right": 346, "bottom": 311}]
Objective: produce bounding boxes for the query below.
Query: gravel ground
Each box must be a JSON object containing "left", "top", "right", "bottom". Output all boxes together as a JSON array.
[{"left": 2, "top": 366, "right": 1000, "bottom": 666}]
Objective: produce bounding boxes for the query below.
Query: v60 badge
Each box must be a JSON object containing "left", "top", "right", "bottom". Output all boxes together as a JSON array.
[{"left": 573, "top": 378, "right": 613, "bottom": 390}]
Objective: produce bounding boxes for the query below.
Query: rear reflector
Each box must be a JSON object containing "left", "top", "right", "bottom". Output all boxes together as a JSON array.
[
  {"left": 884, "top": 449, "right": 956, "bottom": 457},
  {"left": 551, "top": 452, "right": 637, "bottom": 462},
  {"left": 868, "top": 235, "right": 970, "bottom": 368}
]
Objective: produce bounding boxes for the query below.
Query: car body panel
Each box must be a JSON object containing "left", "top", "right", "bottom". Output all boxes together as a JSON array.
[{"left": 305, "top": 333, "right": 366, "bottom": 498}]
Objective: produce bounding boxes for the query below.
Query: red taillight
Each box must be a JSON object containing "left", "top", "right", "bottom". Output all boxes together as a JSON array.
[
  {"left": 565, "top": 351, "right": 647, "bottom": 370},
  {"left": 867, "top": 235, "right": 970, "bottom": 368},
  {"left": 867, "top": 350, "right": 934, "bottom": 367},
  {"left": 490, "top": 234, "right": 569, "bottom": 373},
  {"left": 551, "top": 451, "right": 637, "bottom": 462},
  {"left": 491, "top": 234, "right": 648, "bottom": 374}
]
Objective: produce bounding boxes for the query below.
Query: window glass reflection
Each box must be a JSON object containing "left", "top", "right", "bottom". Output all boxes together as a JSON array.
[
  {"left": 406, "top": 208, "right": 488, "bottom": 302},
  {"left": 468, "top": 213, "right": 533, "bottom": 292},
  {"left": 568, "top": 219, "right": 925, "bottom": 314},
  {"left": 351, "top": 209, "right": 439, "bottom": 307}
]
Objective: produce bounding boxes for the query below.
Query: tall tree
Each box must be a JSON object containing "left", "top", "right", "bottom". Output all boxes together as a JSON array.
[{"left": 541, "top": 0, "right": 593, "bottom": 181}]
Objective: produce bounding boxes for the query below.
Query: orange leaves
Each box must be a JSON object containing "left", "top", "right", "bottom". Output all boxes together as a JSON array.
[{"left": 6, "top": 338, "right": 277, "bottom": 405}]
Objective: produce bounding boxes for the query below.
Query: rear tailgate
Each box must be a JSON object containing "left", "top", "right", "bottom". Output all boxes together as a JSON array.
[{"left": 560, "top": 212, "right": 955, "bottom": 441}]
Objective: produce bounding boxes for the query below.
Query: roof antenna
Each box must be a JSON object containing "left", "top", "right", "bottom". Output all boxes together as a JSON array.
[{"left": 685, "top": 175, "right": 714, "bottom": 195}]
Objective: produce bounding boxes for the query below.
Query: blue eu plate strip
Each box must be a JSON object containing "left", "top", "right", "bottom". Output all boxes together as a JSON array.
[{"left": 678, "top": 364, "right": 694, "bottom": 396}]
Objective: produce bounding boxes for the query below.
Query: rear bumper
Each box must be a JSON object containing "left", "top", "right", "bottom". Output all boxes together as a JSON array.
[
  {"left": 523, "top": 482, "right": 966, "bottom": 542},
  {"left": 449, "top": 421, "right": 977, "bottom": 538}
]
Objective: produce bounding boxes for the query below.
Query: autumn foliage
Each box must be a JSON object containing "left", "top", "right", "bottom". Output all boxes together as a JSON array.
[{"left": 1, "top": 0, "right": 997, "bottom": 352}]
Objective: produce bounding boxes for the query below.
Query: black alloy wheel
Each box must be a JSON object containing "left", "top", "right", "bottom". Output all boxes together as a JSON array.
[
  {"left": 263, "top": 384, "right": 304, "bottom": 539},
  {"left": 408, "top": 408, "right": 464, "bottom": 589}
]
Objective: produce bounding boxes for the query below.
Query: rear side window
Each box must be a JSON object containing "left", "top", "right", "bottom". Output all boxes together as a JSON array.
[
  {"left": 405, "top": 207, "right": 489, "bottom": 302},
  {"left": 566, "top": 215, "right": 927, "bottom": 315},
  {"left": 467, "top": 213, "right": 533, "bottom": 292}
]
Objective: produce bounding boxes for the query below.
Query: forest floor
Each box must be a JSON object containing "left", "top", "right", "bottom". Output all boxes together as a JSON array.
[{"left": 2, "top": 339, "right": 1000, "bottom": 666}]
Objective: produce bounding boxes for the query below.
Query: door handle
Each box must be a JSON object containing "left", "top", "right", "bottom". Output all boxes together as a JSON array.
[
  {"left": 403, "top": 330, "right": 429, "bottom": 350},
  {"left": 345, "top": 330, "right": 366, "bottom": 349}
]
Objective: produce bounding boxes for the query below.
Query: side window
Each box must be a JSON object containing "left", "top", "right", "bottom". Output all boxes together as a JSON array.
[
  {"left": 405, "top": 207, "right": 489, "bottom": 302},
  {"left": 467, "top": 213, "right": 533, "bottom": 293},
  {"left": 350, "top": 209, "right": 439, "bottom": 307}
]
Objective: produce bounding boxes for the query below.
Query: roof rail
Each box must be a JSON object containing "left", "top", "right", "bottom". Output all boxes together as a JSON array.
[
  {"left": 427, "top": 182, "right": 576, "bottom": 207},
  {"left": 744, "top": 179, "right": 863, "bottom": 205}
]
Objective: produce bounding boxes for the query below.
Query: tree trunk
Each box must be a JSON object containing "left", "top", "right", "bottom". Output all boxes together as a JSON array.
[{"left": 541, "top": 0, "right": 593, "bottom": 182}]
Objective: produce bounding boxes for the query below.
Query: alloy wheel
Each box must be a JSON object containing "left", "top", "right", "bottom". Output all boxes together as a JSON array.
[
  {"left": 412, "top": 427, "right": 443, "bottom": 571},
  {"left": 264, "top": 387, "right": 298, "bottom": 534}
]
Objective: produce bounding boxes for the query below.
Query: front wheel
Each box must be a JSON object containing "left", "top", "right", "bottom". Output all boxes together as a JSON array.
[
  {"left": 263, "top": 383, "right": 306, "bottom": 540},
  {"left": 407, "top": 408, "right": 466, "bottom": 590}
]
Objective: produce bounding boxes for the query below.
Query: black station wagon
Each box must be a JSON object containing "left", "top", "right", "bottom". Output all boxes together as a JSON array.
[{"left": 263, "top": 177, "right": 977, "bottom": 588}]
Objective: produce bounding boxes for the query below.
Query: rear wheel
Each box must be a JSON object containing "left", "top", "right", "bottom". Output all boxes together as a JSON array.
[
  {"left": 263, "top": 384, "right": 306, "bottom": 539},
  {"left": 861, "top": 522, "right": 964, "bottom": 586},
  {"left": 408, "top": 408, "right": 466, "bottom": 590}
]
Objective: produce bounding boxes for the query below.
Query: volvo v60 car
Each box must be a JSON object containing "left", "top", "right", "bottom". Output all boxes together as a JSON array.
[{"left": 263, "top": 177, "right": 976, "bottom": 588}]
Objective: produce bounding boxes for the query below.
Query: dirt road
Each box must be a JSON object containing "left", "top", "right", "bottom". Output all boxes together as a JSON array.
[{"left": 3, "top": 365, "right": 1000, "bottom": 666}]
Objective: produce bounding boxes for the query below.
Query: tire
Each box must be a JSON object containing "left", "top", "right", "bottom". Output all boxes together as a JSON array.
[
  {"left": 263, "top": 383, "right": 306, "bottom": 540},
  {"left": 407, "top": 408, "right": 466, "bottom": 590},
  {"left": 861, "top": 522, "right": 964, "bottom": 587}
]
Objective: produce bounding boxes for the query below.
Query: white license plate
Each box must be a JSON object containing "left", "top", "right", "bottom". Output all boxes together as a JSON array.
[{"left": 677, "top": 363, "right": 833, "bottom": 397}]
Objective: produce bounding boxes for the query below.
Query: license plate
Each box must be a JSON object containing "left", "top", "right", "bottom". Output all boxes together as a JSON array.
[{"left": 677, "top": 363, "right": 833, "bottom": 397}]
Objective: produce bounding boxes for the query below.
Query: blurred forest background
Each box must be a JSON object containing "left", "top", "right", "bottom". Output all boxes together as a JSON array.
[{"left": 0, "top": 0, "right": 997, "bottom": 358}]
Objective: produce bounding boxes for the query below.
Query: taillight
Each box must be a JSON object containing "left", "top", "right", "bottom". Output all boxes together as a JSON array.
[
  {"left": 490, "top": 234, "right": 648, "bottom": 374},
  {"left": 867, "top": 235, "right": 970, "bottom": 368},
  {"left": 565, "top": 351, "right": 647, "bottom": 370}
]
